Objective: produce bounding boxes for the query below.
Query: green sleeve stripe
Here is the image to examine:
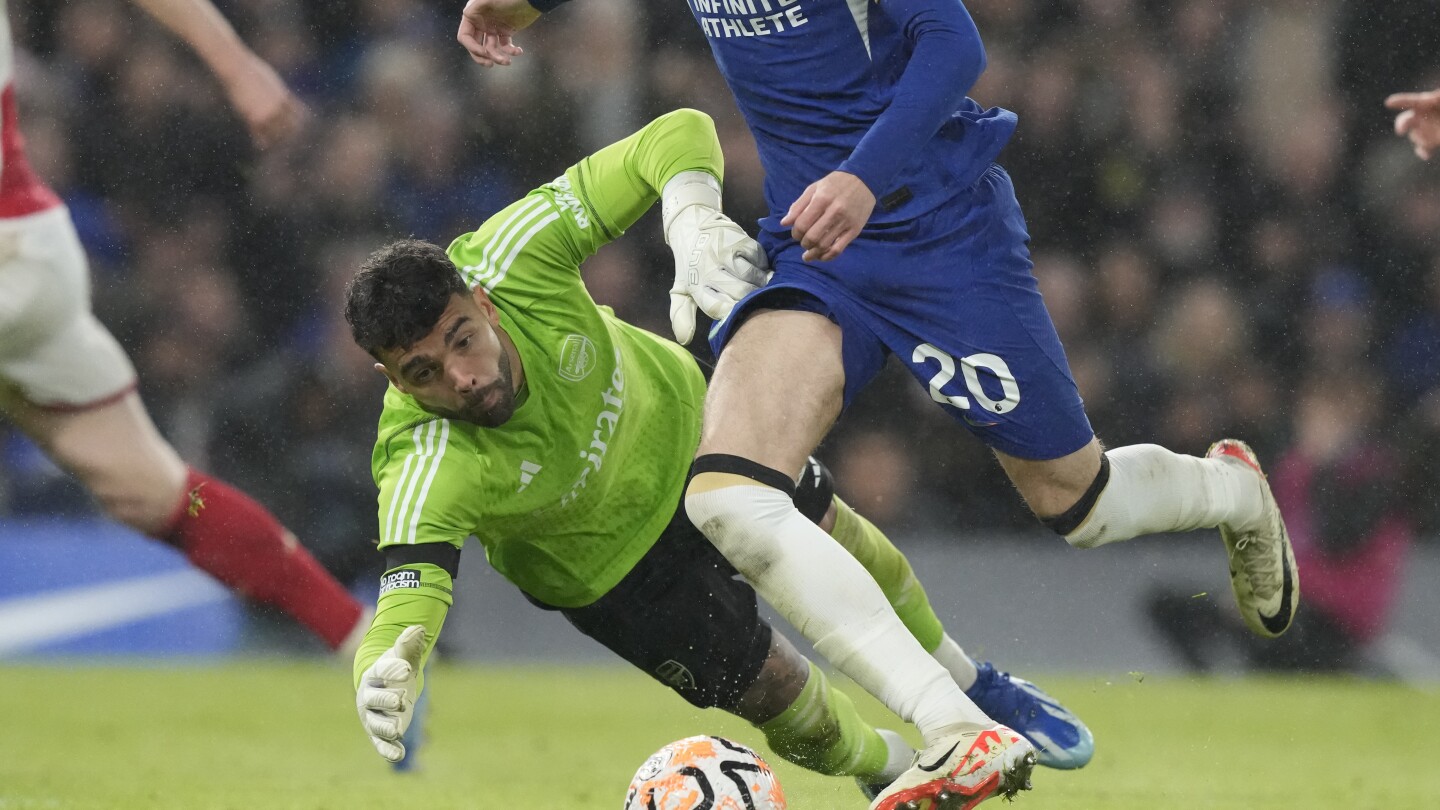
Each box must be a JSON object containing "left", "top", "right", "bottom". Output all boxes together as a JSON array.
[{"left": 383, "top": 419, "right": 451, "bottom": 546}]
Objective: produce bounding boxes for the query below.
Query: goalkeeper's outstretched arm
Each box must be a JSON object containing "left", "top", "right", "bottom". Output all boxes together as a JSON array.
[
  {"left": 448, "top": 109, "right": 769, "bottom": 343},
  {"left": 568, "top": 109, "right": 771, "bottom": 342},
  {"left": 353, "top": 559, "right": 455, "bottom": 762}
]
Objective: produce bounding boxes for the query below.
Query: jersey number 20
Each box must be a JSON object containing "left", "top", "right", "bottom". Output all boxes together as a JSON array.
[{"left": 912, "top": 344, "right": 1021, "bottom": 415}]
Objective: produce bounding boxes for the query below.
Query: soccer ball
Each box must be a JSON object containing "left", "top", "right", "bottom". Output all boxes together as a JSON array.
[{"left": 622, "top": 735, "right": 788, "bottom": 810}]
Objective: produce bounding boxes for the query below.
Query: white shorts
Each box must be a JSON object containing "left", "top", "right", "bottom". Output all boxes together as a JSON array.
[{"left": 0, "top": 206, "right": 136, "bottom": 409}]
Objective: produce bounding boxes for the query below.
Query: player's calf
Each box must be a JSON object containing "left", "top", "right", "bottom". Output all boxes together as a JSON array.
[
  {"left": 754, "top": 661, "right": 902, "bottom": 781},
  {"left": 161, "top": 469, "right": 365, "bottom": 650},
  {"left": 1021, "top": 442, "right": 1269, "bottom": 551}
]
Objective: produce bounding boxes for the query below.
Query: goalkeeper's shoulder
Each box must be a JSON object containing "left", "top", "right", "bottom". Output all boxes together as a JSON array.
[
  {"left": 372, "top": 412, "right": 487, "bottom": 535},
  {"left": 447, "top": 188, "right": 571, "bottom": 264},
  {"left": 374, "top": 412, "right": 482, "bottom": 476}
]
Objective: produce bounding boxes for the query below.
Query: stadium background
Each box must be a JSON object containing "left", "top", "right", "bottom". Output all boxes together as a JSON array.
[{"left": 1, "top": 0, "right": 1439, "bottom": 675}]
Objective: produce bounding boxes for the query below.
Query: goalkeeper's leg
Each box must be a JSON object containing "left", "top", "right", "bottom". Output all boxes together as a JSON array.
[{"left": 739, "top": 633, "right": 912, "bottom": 788}]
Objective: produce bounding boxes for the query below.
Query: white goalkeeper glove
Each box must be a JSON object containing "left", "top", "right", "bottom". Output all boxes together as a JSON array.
[
  {"left": 355, "top": 624, "right": 426, "bottom": 762},
  {"left": 662, "top": 171, "right": 771, "bottom": 344}
]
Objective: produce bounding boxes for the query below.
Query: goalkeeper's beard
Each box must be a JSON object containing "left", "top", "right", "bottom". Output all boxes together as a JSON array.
[{"left": 443, "top": 349, "right": 517, "bottom": 427}]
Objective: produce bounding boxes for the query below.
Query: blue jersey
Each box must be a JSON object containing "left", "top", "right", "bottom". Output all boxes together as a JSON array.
[{"left": 682, "top": 0, "right": 1016, "bottom": 230}]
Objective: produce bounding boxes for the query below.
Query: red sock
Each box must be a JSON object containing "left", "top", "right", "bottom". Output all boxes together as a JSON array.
[{"left": 161, "top": 469, "right": 363, "bottom": 650}]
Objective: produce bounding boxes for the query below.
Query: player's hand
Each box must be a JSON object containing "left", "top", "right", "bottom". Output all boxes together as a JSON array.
[
  {"left": 782, "top": 171, "right": 875, "bottom": 263},
  {"left": 458, "top": 0, "right": 540, "bottom": 67},
  {"left": 220, "top": 53, "right": 307, "bottom": 149},
  {"left": 1386, "top": 88, "right": 1440, "bottom": 160},
  {"left": 355, "top": 625, "right": 426, "bottom": 762},
  {"left": 663, "top": 172, "right": 770, "bottom": 344},
  {"left": 666, "top": 209, "right": 770, "bottom": 344}
]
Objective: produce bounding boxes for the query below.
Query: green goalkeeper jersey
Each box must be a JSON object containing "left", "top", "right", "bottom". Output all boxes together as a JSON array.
[{"left": 370, "top": 110, "right": 714, "bottom": 609}]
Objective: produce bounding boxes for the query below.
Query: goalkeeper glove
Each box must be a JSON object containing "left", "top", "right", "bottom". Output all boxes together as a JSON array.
[
  {"left": 662, "top": 171, "right": 771, "bottom": 344},
  {"left": 355, "top": 624, "right": 426, "bottom": 762}
]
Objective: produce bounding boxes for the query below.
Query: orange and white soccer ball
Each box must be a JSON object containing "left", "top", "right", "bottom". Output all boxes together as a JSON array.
[{"left": 622, "top": 736, "right": 788, "bottom": 810}]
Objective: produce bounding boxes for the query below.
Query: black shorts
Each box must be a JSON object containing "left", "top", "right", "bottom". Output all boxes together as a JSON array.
[{"left": 530, "top": 457, "right": 834, "bottom": 711}]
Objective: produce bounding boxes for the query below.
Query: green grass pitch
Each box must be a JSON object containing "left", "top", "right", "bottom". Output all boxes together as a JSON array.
[{"left": 5, "top": 662, "right": 1438, "bottom": 808}]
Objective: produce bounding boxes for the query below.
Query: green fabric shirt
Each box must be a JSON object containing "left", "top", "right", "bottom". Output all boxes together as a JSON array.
[{"left": 370, "top": 109, "right": 715, "bottom": 609}]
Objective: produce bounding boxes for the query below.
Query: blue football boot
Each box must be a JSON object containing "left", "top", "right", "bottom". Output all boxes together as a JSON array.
[{"left": 965, "top": 661, "right": 1094, "bottom": 770}]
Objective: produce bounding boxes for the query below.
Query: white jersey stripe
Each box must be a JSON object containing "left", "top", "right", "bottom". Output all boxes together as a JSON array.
[
  {"left": 477, "top": 199, "right": 556, "bottom": 289},
  {"left": 406, "top": 419, "right": 451, "bottom": 544},
  {"left": 485, "top": 212, "right": 561, "bottom": 293},
  {"left": 461, "top": 196, "right": 546, "bottom": 287},
  {"left": 462, "top": 196, "right": 549, "bottom": 288},
  {"left": 389, "top": 421, "right": 439, "bottom": 545},
  {"left": 382, "top": 425, "right": 426, "bottom": 545}
]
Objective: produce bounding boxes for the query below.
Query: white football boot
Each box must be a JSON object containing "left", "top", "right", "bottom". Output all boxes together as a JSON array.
[
  {"left": 1206, "top": 439, "right": 1300, "bottom": 638},
  {"left": 868, "top": 724, "right": 1036, "bottom": 810}
]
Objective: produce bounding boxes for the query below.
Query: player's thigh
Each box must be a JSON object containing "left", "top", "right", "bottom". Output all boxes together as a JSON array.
[
  {"left": 878, "top": 169, "right": 1095, "bottom": 474},
  {"left": 4, "top": 391, "right": 187, "bottom": 534},
  {"left": 700, "top": 308, "right": 845, "bottom": 475},
  {"left": 890, "top": 300, "right": 1093, "bottom": 458},
  {"left": 557, "top": 516, "right": 774, "bottom": 713},
  {"left": 0, "top": 207, "right": 138, "bottom": 412},
  {"left": 992, "top": 437, "right": 1103, "bottom": 518}
]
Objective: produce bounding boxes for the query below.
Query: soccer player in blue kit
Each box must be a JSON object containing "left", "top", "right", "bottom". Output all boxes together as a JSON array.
[{"left": 457, "top": 0, "right": 1300, "bottom": 807}]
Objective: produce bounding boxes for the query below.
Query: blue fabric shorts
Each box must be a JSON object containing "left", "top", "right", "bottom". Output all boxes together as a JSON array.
[{"left": 710, "top": 164, "right": 1094, "bottom": 461}]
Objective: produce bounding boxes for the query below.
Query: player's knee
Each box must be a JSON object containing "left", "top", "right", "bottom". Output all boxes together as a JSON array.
[
  {"left": 80, "top": 464, "right": 185, "bottom": 536},
  {"left": 657, "top": 107, "right": 716, "bottom": 137},
  {"left": 685, "top": 455, "right": 801, "bottom": 566},
  {"left": 684, "top": 471, "right": 743, "bottom": 533},
  {"left": 44, "top": 415, "right": 187, "bottom": 535},
  {"left": 1041, "top": 454, "right": 1112, "bottom": 549}
]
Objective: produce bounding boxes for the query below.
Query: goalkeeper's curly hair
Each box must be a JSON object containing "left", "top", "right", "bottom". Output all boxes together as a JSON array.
[{"left": 345, "top": 239, "right": 468, "bottom": 358}]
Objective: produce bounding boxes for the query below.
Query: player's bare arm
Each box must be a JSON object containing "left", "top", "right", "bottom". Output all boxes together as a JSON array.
[
  {"left": 458, "top": 0, "right": 540, "bottom": 67},
  {"left": 1386, "top": 88, "right": 1440, "bottom": 160},
  {"left": 127, "top": 0, "right": 306, "bottom": 147},
  {"left": 787, "top": 0, "right": 987, "bottom": 262}
]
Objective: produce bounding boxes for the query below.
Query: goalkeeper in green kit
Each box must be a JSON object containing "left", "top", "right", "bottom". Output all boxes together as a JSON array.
[{"left": 345, "top": 109, "right": 1092, "bottom": 797}]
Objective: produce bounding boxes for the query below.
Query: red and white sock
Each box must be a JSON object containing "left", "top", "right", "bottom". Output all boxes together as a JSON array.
[{"left": 160, "top": 469, "right": 364, "bottom": 650}]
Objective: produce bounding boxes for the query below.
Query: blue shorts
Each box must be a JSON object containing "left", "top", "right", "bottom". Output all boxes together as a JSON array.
[{"left": 710, "top": 164, "right": 1094, "bottom": 461}]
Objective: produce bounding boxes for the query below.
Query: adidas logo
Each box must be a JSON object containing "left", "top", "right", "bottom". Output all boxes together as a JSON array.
[{"left": 517, "top": 460, "right": 542, "bottom": 492}]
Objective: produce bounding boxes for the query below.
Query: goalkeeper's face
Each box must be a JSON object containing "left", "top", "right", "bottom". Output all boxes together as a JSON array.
[{"left": 377, "top": 289, "right": 519, "bottom": 427}]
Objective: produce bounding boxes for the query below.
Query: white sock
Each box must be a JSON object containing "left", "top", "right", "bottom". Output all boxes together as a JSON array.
[
  {"left": 932, "top": 635, "right": 978, "bottom": 690},
  {"left": 1067, "top": 444, "right": 1266, "bottom": 549},
  {"left": 687, "top": 482, "right": 991, "bottom": 744}
]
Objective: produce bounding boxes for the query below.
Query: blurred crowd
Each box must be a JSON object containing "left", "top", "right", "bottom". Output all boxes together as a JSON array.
[{"left": 1, "top": 0, "right": 1438, "bottom": 594}]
